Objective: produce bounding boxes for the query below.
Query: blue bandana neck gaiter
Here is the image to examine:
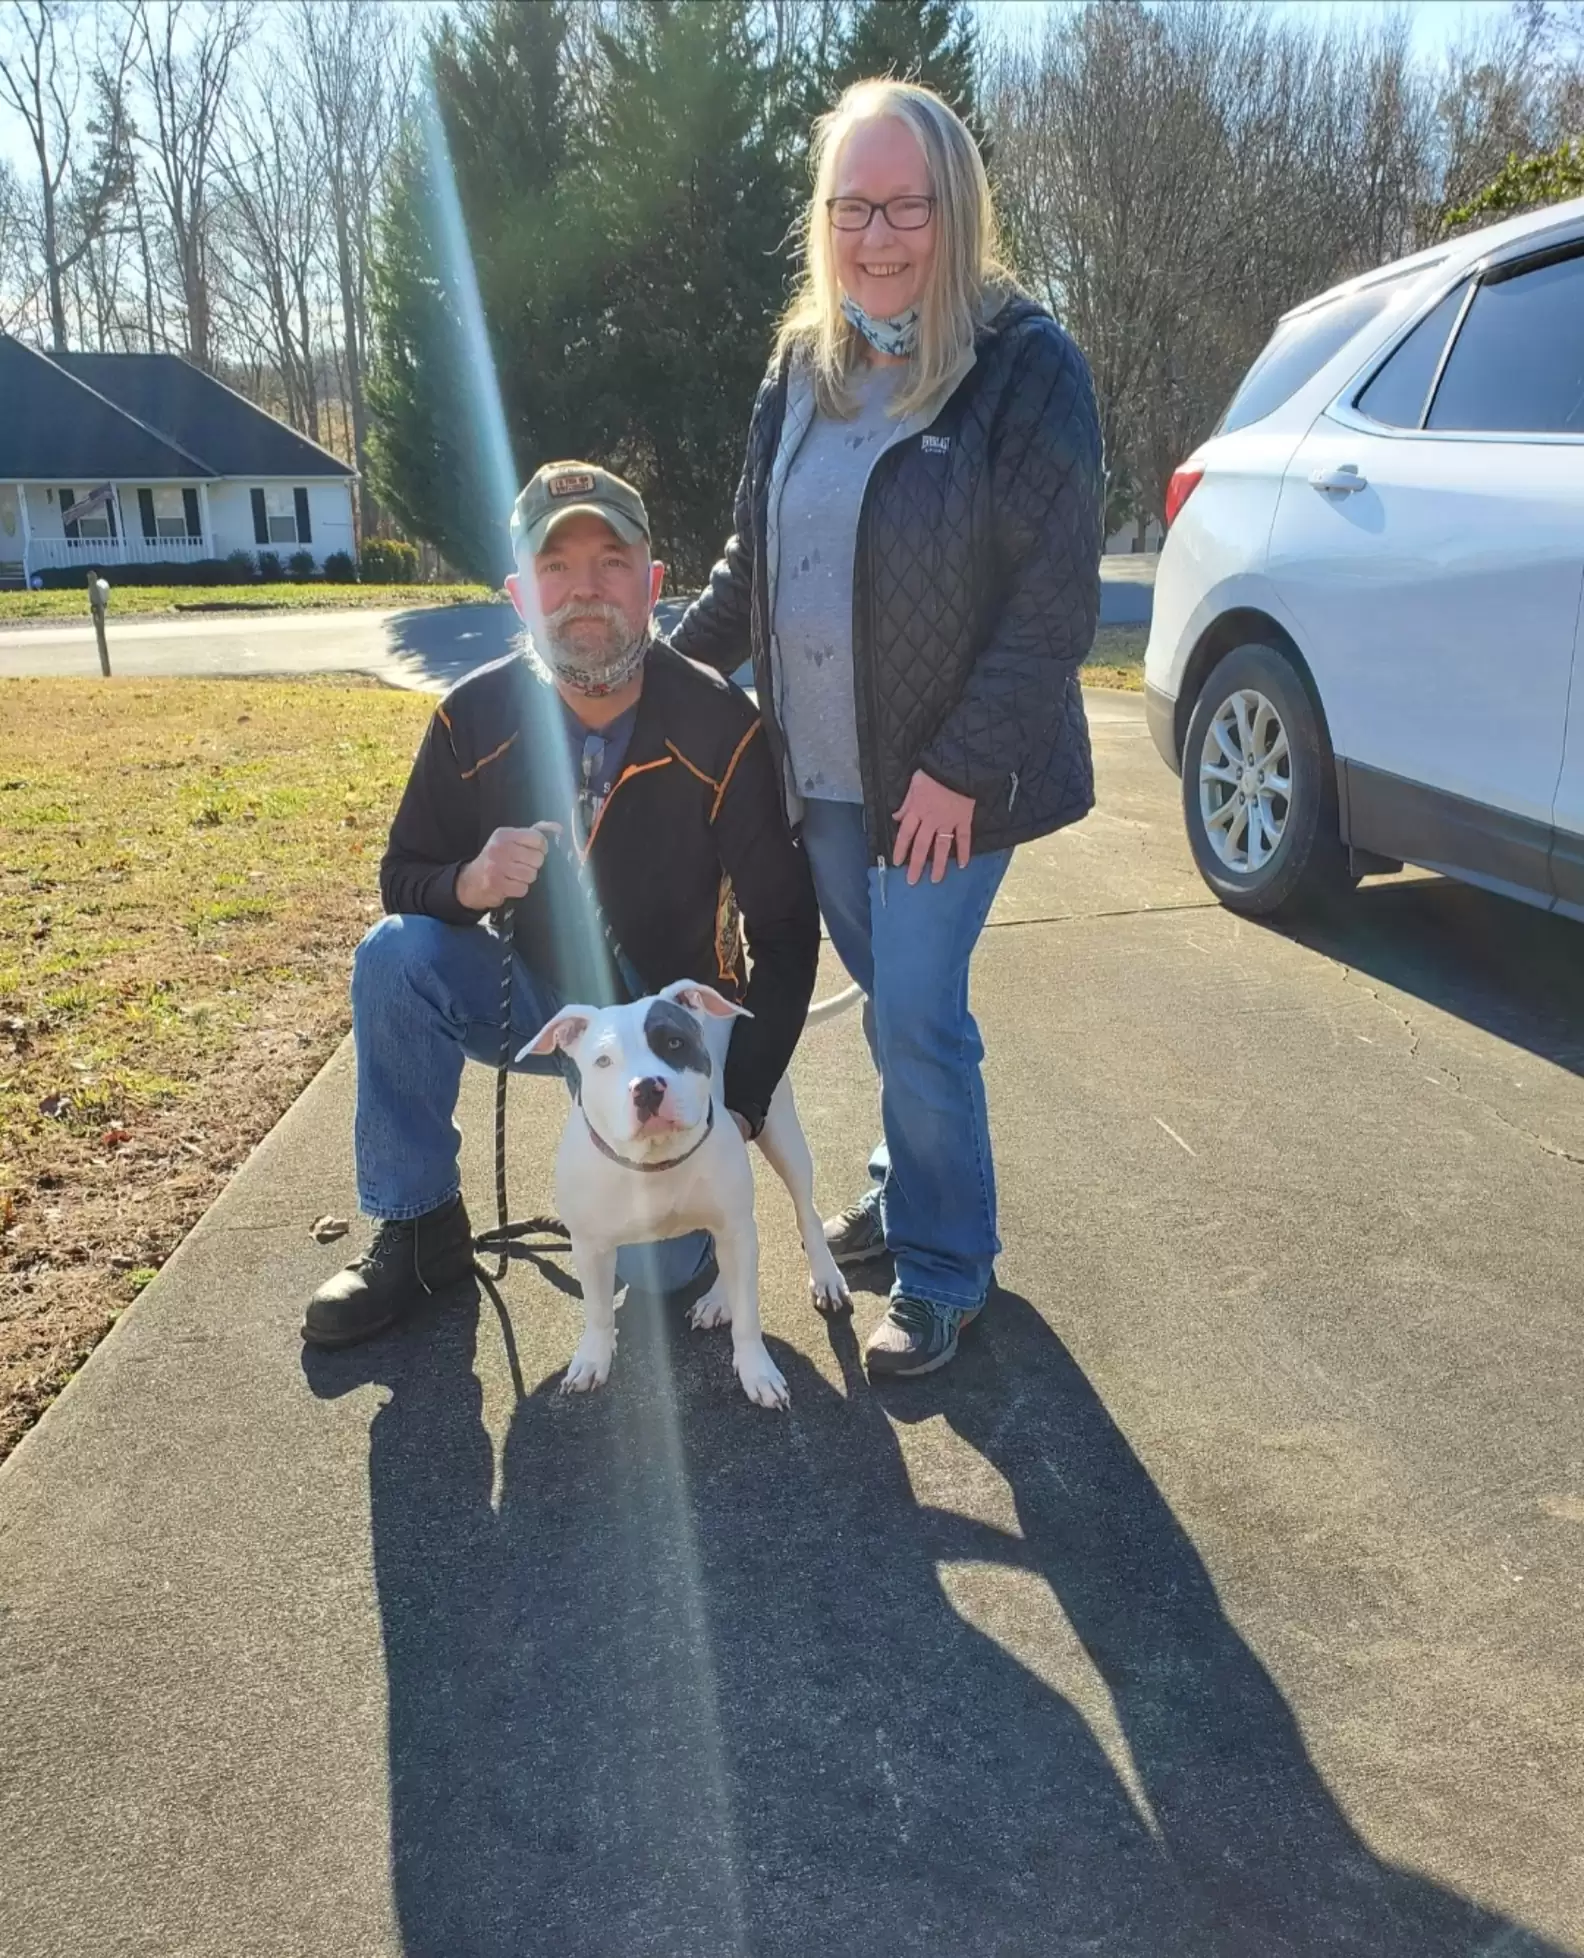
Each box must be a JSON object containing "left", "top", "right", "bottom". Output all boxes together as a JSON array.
[{"left": 841, "top": 292, "right": 921, "bottom": 359}]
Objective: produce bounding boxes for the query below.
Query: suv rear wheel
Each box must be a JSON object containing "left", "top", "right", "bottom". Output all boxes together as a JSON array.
[{"left": 1181, "top": 643, "right": 1354, "bottom": 918}]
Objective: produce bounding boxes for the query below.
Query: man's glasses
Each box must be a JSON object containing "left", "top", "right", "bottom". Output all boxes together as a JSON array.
[{"left": 826, "top": 195, "right": 935, "bottom": 232}]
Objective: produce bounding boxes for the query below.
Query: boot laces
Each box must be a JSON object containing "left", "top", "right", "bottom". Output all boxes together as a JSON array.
[{"left": 352, "top": 1218, "right": 417, "bottom": 1277}]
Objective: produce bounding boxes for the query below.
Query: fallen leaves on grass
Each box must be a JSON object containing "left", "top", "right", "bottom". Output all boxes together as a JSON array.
[{"left": 0, "top": 674, "right": 432, "bottom": 1463}]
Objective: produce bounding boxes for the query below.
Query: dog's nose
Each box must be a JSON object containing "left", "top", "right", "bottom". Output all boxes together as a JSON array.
[{"left": 632, "top": 1076, "right": 667, "bottom": 1121}]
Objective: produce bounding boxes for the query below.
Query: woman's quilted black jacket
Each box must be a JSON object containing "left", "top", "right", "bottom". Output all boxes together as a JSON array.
[{"left": 671, "top": 295, "right": 1105, "bottom": 861}]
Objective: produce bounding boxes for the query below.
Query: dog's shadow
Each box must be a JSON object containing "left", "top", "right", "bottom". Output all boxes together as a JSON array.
[{"left": 303, "top": 1290, "right": 1565, "bottom": 1958}]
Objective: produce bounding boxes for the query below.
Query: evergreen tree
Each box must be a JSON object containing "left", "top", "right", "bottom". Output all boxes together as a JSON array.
[
  {"left": 580, "top": 1, "right": 801, "bottom": 586},
  {"left": 368, "top": 0, "right": 585, "bottom": 582},
  {"left": 369, "top": 0, "right": 802, "bottom": 586},
  {"left": 829, "top": 0, "right": 983, "bottom": 146}
]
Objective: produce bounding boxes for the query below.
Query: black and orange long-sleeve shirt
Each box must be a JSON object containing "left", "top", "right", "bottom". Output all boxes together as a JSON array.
[{"left": 379, "top": 642, "right": 820, "bottom": 1134}]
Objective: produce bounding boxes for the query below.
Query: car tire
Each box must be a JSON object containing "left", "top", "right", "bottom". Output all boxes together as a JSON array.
[{"left": 1181, "top": 642, "right": 1354, "bottom": 919}]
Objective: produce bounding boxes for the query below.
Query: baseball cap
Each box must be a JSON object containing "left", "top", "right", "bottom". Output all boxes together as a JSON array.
[{"left": 510, "top": 461, "right": 650, "bottom": 558}]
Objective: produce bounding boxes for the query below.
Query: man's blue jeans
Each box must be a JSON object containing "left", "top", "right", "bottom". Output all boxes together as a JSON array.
[
  {"left": 799, "top": 798, "right": 1010, "bottom": 1317},
  {"left": 349, "top": 913, "right": 711, "bottom": 1296}
]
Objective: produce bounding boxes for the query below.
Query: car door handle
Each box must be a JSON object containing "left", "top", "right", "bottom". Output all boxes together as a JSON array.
[{"left": 1310, "top": 465, "right": 1367, "bottom": 494}]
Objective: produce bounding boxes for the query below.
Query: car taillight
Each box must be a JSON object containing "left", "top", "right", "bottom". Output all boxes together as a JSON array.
[{"left": 1165, "top": 465, "right": 1205, "bottom": 529}]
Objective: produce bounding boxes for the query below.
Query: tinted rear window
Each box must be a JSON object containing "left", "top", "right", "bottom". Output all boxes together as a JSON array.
[
  {"left": 1428, "top": 250, "right": 1584, "bottom": 434},
  {"left": 1220, "top": 272, "right": 1419, "bottom": 435},
  {"left": 1355, "top": 284, "right": 1467, "bottom": 428}
]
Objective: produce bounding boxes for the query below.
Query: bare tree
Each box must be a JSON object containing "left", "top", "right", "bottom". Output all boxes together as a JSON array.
[
  {"left": 0, "top": 0, "right": 134, "bottom": 350},
  {"left": 986, "top": 1, "right": 1487, "bottom": 526},
  {"left": 0, "top": 154, "right": 39, "bottom": 332},
  {"left": 296, "top": 0, "right": 414, "bottom": 533},
  {"left": 214, "top": 71, "right": 327, "bottom": 439},
  {"left": 125, "top": 0, "right": 251, "bottom": 369}
]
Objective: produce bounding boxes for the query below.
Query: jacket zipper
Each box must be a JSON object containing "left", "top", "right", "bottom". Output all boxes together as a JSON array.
[{"left": 854, "top": 456, "right": 888, "bottom": 888}]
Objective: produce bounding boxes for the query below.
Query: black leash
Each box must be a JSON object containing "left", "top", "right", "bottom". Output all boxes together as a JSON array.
[{"left": 472, "top": 895, "right": 570, "bottom": 1282}]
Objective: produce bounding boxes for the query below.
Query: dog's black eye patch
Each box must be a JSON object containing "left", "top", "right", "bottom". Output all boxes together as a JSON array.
[{"left": 644, "top": 999, "right": 711, "bottom": 1076}]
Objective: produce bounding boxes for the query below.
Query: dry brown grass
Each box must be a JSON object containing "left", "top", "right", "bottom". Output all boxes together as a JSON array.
[
  {"left": 0, "top": 675, "right": 432, "bottom": 1462},
  {"left": 1083, "top": 625, "right": 1146, "bottom": 692}
]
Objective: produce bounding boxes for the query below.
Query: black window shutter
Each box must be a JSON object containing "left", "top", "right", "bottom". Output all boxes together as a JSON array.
[
  {"left": 251, "top": 488, "right": 268, "bottom": 545},
  {"left": 106, "top": 492, "right": 117, "bottom": 539},
  {"left": 62, "top": 488, "right": 78, "bottom": 540},
  {"left": 183, "top": 488, "right": 201, "bottom": 538},
  {"left": 139, "top": 489, "right": 157, "bottom": 539},
  {"left": 293, "top": 487, "right": 311, "bottom": 544}
]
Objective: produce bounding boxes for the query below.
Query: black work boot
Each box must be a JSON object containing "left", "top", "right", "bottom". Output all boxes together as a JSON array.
[{"left": 302, "top": 1196, "right": 475, "bottom": 1349}]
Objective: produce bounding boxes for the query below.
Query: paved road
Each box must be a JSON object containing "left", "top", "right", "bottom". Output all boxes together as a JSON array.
[
  {"left": 2, "top": 694, "right": 1580, "bottom": 1955},
  {"left": 0, "top": 557, "right": 1158, "bottom": 694},
  {"left": 0, "top": 602, "right": 517, "bottom": 692}
]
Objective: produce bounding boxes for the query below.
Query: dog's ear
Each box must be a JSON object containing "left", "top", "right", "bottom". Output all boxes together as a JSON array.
[
  {"left": 517, "top": 1007, "right": 594, "bottom": 1061},
  {"left": 660, "top": 980, "right": 753, "bottom": 1022}
]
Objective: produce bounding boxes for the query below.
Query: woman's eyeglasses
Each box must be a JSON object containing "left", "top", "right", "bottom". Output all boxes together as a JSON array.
[{"left": 826, "top": 195, "right": 935, "bottom": 233}]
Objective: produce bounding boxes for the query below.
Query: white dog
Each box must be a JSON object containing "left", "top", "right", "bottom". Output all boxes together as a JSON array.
[{"left": 521, "top": 980, "right": 854, "bottom": 1408}]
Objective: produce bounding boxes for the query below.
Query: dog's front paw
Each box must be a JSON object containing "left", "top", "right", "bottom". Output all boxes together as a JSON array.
[
  {"left": 690, "top": 1278, "right": 732, "bottom": 1332},
  {"left": 734, "top": 1339, "right": 789, "bottom": 1410},
  {"left": 562, "top": 1332, "right": 616, "bottom": 1394},
  {"left": 807, "top": 1251, "right": 852, "bottom": 1318}
]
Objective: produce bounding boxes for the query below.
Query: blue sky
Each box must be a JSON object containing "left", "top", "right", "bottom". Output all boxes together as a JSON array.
[{"left": 977, "top": 0, "right": 1523, "bottom": 54}]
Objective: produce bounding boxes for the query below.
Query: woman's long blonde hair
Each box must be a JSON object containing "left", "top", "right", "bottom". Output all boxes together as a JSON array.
[{"left": 776, "top": 79, "right": 1013, "bottom": 420}]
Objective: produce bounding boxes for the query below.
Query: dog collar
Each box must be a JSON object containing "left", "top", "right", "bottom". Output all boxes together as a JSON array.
[{"left": 580, "top": 1100, "right": 714, "bottom": 1173}]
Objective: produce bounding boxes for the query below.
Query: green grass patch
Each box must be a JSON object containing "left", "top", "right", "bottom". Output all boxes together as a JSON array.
[{"left": 0, "top": 583, "right": 499, "bottom": 624}]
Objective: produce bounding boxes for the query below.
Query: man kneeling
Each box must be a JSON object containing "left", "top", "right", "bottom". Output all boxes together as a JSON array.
[{"left": 304, "top": 462, "right": 820, "bottom": 1347}]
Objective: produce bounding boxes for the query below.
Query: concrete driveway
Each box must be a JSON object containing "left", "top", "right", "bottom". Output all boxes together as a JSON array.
[{"left": 1, "top": 693, "right": 1580, "bottom": 1956}]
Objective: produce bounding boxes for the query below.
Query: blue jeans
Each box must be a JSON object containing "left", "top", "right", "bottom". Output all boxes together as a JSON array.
[
  {"left": 799, "top": 798, "right": 1010, "bottom": 1317},
  {"left": 349, "top": 913, "right": 712, "bottom": 1296}
]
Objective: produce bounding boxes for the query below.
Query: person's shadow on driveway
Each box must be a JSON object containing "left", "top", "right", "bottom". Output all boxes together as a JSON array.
[{"left": 304, "top": 1286, "right": 1566, "bottom": 1958}]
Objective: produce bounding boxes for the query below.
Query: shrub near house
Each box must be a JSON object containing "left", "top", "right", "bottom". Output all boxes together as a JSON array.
[{"left": 360, "top": 538, "right": 419, "bottom": 582}]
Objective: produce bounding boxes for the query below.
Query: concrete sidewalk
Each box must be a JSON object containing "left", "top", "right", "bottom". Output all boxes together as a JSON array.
[{"left": 3, "top": 695, "right": 1581, "bottom": 1956}]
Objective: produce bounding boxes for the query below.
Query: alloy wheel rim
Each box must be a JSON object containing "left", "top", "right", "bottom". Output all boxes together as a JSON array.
[{"left": 1198, "top": 689, "right": 1292, "bottom": 874}]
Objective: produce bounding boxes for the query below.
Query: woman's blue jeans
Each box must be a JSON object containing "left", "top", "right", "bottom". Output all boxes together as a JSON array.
[
  {"left": 799, "top": 798, "right": 1010, "bottom": 1317},
  {"left": 349, "top": 913, "right": 711, "bottom": 1296}
]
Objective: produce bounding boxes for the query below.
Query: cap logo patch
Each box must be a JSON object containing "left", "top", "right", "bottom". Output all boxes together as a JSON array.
[{"left": 548, "top": 471, "right": 595, "bottom": 498}]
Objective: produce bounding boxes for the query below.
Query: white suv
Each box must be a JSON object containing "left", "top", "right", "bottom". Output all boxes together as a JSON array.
[{"left": 1143, "top": 195, "right": 1584, "bottom": 922}]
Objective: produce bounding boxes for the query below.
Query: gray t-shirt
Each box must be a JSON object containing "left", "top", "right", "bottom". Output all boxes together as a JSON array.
[{"left": 773, "top": 364, "right": 902, "bottom": 804}]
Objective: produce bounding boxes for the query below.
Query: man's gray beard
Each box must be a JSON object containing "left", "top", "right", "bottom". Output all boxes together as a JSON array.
[{"left": 527, "top": 601, "right": 649, "bottom": 697}]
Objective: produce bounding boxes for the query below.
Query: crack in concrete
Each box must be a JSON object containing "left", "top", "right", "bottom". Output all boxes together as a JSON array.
[
  {"left": 985, "top": 899, "right": 1220, "bottom": 932},
  {"left": 1332, "top": 965, "right": 1584, "bottom": 1174}
]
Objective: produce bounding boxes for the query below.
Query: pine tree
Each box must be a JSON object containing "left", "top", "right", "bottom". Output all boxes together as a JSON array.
[
  {"left": 368, "top": 0, "right": 585, "bottom": 581},
  {"left": 829, "top": 0, "right": 984, "bottom": 147},
  {"left": 579, "top": 1, "right": 802, "bottom": 586}
]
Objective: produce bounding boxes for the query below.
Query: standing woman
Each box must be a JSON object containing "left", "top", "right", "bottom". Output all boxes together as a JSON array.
[{"left": 672, "top": 78, "right": 1103, "bottom": 1378}]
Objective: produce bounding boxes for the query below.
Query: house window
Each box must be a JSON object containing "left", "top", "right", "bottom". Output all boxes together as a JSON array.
[
  {"left": 137, "top": 486, "right": 197, "bottom": 539},
  {"left": 60, "top": 487, "right": 115, "bottom": 540},
  {"left": 251, "top": 485, "right": 312, "bottom": 547}
]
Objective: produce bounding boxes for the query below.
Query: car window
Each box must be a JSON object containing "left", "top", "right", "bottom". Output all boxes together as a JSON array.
[
  {"left": 1218, "top": 270, "right": 1421, "bottom": 435},
  {"left": 1427, "top": 249, "right": 1584, "bottom": 434},
  {"left": 1354, "top": 284, "right": 1467, "bottom": 428}
]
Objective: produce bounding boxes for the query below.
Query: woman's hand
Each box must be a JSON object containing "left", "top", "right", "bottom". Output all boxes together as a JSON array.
[{"left": 892, "top": 770, "right": 975, "bottom": 885}]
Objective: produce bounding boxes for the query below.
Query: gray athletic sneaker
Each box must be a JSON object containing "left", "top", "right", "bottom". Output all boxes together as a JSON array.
[
  {"left": 864, "top": 1296, "right": 981, "bottom": 1379},
  {"left": 823, "top": 1197, "right": 886, "bottom": 1268}
]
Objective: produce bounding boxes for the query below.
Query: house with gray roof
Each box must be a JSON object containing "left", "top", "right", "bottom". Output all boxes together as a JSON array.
[{"left": 0, "top": 336, "right": 356, "bottom": 586}]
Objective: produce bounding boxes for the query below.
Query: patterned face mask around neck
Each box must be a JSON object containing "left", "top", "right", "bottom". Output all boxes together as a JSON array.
[{"left": 841, "top": 292, "right": 920, "bottom": 359}]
